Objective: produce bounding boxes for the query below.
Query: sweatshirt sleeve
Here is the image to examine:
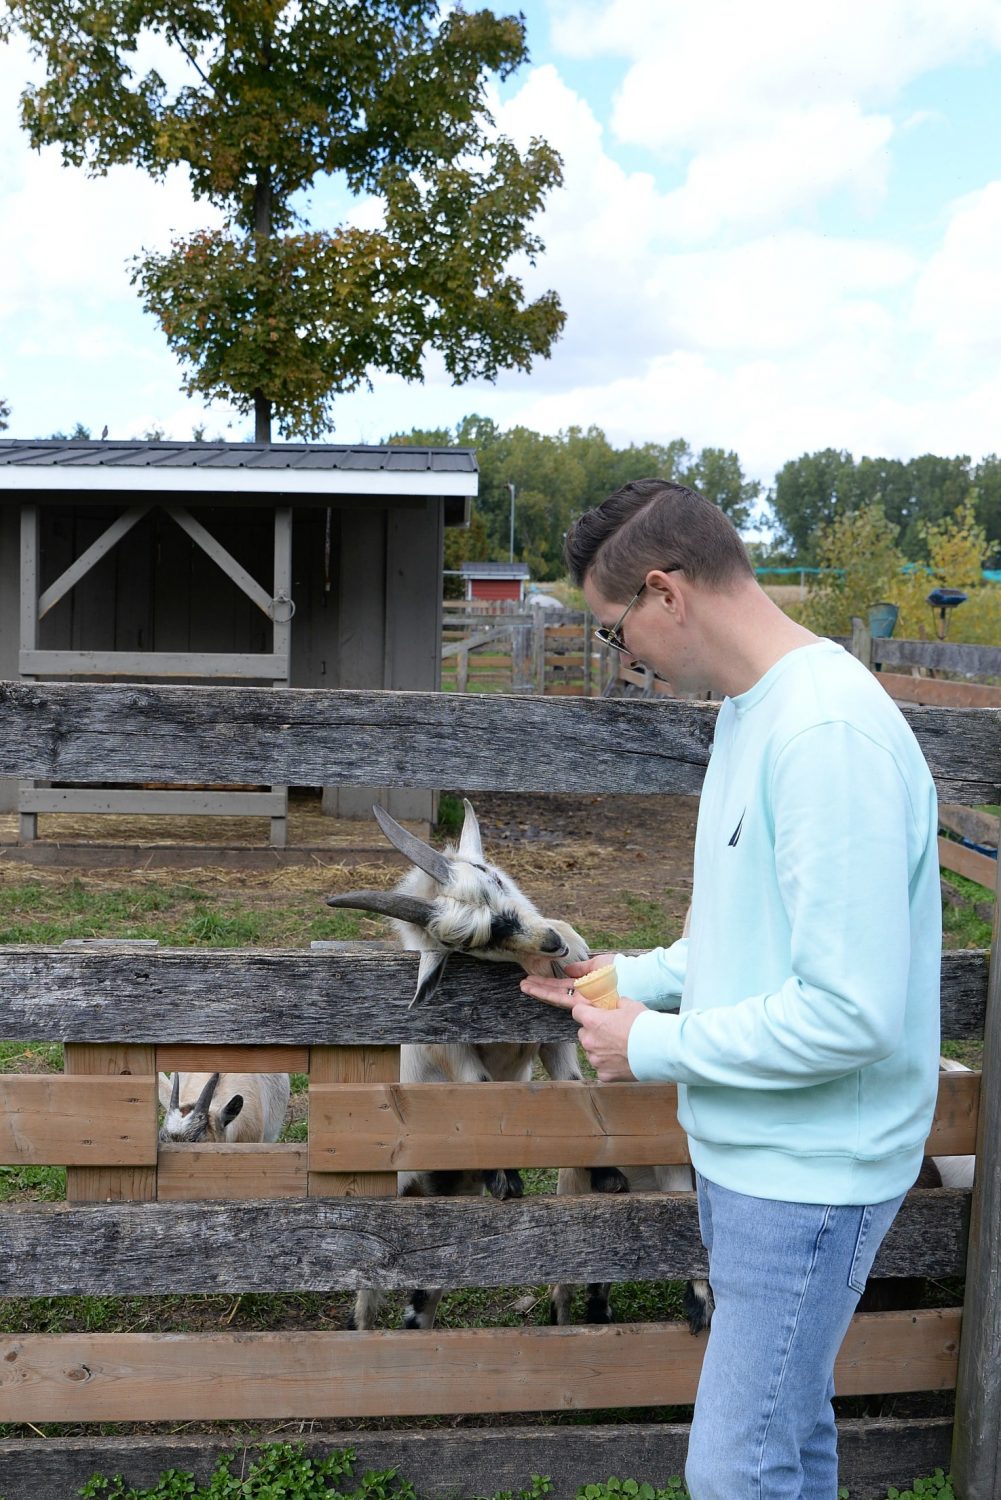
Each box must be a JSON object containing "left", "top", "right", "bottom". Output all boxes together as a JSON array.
[
  {"left": 627, "top": 721, "right": 929, "bottom": 1087},
  {"left": 614, "top": 942, "right": 688, "bottom": 1010}
]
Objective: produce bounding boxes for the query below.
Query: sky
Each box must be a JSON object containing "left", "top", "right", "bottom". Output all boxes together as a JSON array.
[{"left": 4, "top": 0, "right": 1001, "bottom": 488}]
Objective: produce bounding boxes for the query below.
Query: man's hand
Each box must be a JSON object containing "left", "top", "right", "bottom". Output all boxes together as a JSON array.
[
  {"left": 520, "top": 970, "right": 645, "bottom": 1082},
  {"left": 516, "top": 954, "right": 615, "bottom": 1010}
]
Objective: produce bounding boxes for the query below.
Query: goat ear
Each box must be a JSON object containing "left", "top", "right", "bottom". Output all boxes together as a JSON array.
[
  {"left": 409, "top": 950, "right": 449, "bottom": 1007},
  {"left": 456, "top": 798, "right": 484, "bottom": 862},
  {"left": 372, "top": 804, "right": 453, "bottom": 885},
  {"left": 327, "top": 890, "right": 436, "bottom": 928},
  {"left": 218, "top": 1094, "right": 245, "bottom": 1129}
]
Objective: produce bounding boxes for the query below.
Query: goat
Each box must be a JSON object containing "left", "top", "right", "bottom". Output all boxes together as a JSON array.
[
  {"left": 158, "top": 1071, "right": 291, "bottom": 1143},
  {"left": 327, "top": 798, "right": 626, "bottom": 1331}
]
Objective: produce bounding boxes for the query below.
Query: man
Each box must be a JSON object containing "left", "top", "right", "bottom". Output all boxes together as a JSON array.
[{"left": 520, "top": 479, "right": 940, "bottom": 1500}]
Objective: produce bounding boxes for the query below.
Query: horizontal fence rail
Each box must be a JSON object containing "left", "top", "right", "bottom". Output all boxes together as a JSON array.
[
  {"left": 0, "top": 680, "right": 999, "bottom": 801},
  {"left": 0, "top": 1190, "right": 970, "bottom": 1298},
  {"left": 0, "top": 1420, "right": 958, "bottom": 1500},
  {"left": 1, "top": 1071, "right": 978, "bottom": 1173},
  {"left": 0, "top": 1311, "right": 962, "bottom": 1423},
  {"left": 0, "top": 947, "right": 988, "bottom": 1042}
]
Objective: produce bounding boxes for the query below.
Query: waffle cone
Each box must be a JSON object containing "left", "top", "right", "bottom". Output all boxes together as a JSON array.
[{"left": 572, "top": 963, "right": 620, "bottom": 1010}]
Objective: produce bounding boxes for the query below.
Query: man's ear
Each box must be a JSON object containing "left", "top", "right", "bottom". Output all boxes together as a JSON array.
[{"left": 645, "top": 568, "right": 685, "bottom": 617}]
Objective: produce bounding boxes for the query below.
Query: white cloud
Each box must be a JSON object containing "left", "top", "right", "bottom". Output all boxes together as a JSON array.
[
  {"left": 912, "top": 181, "right": 1001, "bottom": 356},
  {"left": 660, "top": 105, "right": 893, "bottom": 241},
  {"left": 546, "top": 0, "right": 1001, "bottom": 240}
]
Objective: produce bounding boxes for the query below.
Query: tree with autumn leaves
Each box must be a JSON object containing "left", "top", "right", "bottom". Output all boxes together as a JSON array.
[{"left": 9, "top": 1, "right": 564, "bottom": 440}]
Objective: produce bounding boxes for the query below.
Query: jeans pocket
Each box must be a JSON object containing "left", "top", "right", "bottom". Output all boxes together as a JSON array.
[{"left": 848, "top": 1205, "right": 874, "bottom": 1294}]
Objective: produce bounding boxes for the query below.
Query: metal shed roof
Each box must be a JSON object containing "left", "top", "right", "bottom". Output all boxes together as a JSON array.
[
  {"left": 460, "top": 561, "right": 530, "bottom": 578},
  {"left": 0, "top": 440, "right": 479, "bottom": 500}
]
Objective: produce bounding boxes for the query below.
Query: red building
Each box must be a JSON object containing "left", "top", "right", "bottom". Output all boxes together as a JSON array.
[{"left": 461, "top": 562, "right": 530, "bottom": 603}]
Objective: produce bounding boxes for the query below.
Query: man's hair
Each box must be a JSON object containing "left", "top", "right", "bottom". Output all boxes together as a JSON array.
[{"left": 564, "top": 479, "right": 753, "bottom": 597}]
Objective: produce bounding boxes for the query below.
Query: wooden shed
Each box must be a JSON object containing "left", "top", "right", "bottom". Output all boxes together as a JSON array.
[
  {"left": 461, "top": 561, "right": 530, "bottom": 603},
  {"left": 0, "top": 439, "right": 478, "bottom": 841}
]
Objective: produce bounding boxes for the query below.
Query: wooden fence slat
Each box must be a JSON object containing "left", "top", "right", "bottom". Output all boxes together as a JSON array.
[
  {"left": 939, "top": 835, "right": 997, "bottom": 890},
  {"left": 157, "top": 1143, "right": 307, "bottom": 1201},
  {"left": 156, "top": 1046, "right": 309, "bottom": 1073},
  {"left": 927, "top": 1068, "right": 980, "bottom": 1155},
  {"left": 0, "top": 1419, "right": 957, "bottom": 1500},
  {"left": 308, "top": 1046, "right": 399, "bottom": 1199},
  {"left": 881, "top": 673, "right": 1001, "bottom": 710},
  {"left": 0, "top": 680, "right": 996, "bottom": 802},
  {"left": 0, "top": 1077, "right": 157, "bottom": 1166},
  {"left": 873, "top": 639, "right": 1001, "bottom": 676},
  {"left": 0, "top": 1310, "right": 961, "bottom": 1423},
  {"left": 0, "top": 1190, "right": 969, "bottom": 1297},
  {"left": 940, "top": 804, "right": 1000, "bottom": 850},
  {"left": 63, "top": 1045, "right": 157, "bottom": 1203},
  {"left": 0, "top": 947, "right": 987, "bottom": 1042},
  {"left": 309, "top": 1072, "right": 978, "bottom": 1172}
]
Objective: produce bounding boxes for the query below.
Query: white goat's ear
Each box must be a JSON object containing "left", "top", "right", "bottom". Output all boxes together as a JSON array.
[
  {"left": 457, "top": 798, "right": 484, "bottom": 862},
  {"left": 409, "top": 950, "right": 449, "bottom": 1007},
  {"left": 372, "top": 804, "right": 452, "bottom": 885},
  {"left": 158, "top": 1073, "right": 173, "bottom": 1110}
]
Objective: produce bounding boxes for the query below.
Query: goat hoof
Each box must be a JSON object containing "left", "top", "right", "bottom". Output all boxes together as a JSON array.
[
  {"left": 589, "top": 1166, "right": 629, "bottom": 1194},
  {"left": 485, "top": 1168, "right": 523, "bottom": 1200},
  {"left": 684, "top": 1279, "right": 715, "bottom": 1335}
]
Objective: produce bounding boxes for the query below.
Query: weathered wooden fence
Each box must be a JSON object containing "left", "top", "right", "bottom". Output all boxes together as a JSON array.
[
  {"left": 0, "top": 680, "right": 998, "bottom": 1498},
  {"left": 442, "top": 608, "right": 613, "bottom": 696}
]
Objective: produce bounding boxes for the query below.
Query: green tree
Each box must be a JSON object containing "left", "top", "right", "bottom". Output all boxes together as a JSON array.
[
  {"left": 970, "top": 454, "right": 1001, "bottom": 566},
  {"left": 769, "top": 448, "right": 857, "bottom": 560},
  {"left": 682, "top": 446, "right": 761, "bottom": 530},
  {"left": 796, "top": 504, "right": 904, "bottom": 636},
  {"left": 12, "top": 1, "right": 565, "bottom": 441},
  {"left": 45, "top": 422, "right": 92, "bottom": 439}
]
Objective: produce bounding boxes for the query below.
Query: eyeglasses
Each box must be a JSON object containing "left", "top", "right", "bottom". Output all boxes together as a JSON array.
[
  {"left": 593, "top": 569, "right": 679, "bottom": 656},
  {"left": 594, "top": 587, "right": 645, "bottom": 655}
]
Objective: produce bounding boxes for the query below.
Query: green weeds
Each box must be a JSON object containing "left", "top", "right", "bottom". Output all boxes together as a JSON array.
[{"left": 67, "top": 1445, "right": 957, "bottom": 1500}]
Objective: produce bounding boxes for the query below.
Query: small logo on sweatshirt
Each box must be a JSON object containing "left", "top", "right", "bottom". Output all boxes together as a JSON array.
[{"left": 728, "top": 809, "right": 746, "bottom": 847}]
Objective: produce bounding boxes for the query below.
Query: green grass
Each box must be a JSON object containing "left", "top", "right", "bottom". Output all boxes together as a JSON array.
[
  {"left": 0, "top": 875, "right": 370, "bottom": 948},
  {"left": 941, "top": 870, "right": 993, "bottom": 949},
  {"left": 586, "top": 894, "right": 681, "bottom": 952}
]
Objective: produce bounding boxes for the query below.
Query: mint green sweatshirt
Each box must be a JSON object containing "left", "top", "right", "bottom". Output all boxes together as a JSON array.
[{"left": 619, "top": 639, "right": 941, "bottom": 1206}]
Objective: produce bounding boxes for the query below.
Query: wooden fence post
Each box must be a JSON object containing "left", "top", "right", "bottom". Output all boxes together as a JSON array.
[
  {"left": 952, "top": 850, "right": 1001, "bottom": 1498},
  {"left": 850, "top": 617, "right": 874, "bottom": 672},
  {"left": 582, "top": 609, "right": 593, "bottom": 698},
  {"left": 534, "top": 615, "right": 547, "bottom": 694}
]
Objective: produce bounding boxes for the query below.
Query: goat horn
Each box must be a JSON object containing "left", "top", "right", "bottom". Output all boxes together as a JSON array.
[
  {"left": 193, "top": 1073, "right": 220, "bottom": 1115},
  {"left": 372, "top": 804, "right": 453, "bottom": 885},
  {"left": 326, "top": 890, "right": 436, "bottom": 928},
  {"left": 168, "top": 1072, "right": 180, "bottom": 1112}
]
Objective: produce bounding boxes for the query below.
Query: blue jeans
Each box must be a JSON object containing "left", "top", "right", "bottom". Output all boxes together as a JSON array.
[{"left": 685, "top": 1173, "right": 906, "bottom": 1500}]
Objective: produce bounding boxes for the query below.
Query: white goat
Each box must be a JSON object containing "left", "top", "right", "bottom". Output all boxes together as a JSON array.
[
  {"left": 158, "top": 1071, "right": 291, "bottom": 1143},
  {"left": 327, "top": 799, "right": 626, "bottom": 1332}
]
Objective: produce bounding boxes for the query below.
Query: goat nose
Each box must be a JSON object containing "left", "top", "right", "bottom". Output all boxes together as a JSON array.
[{"left": 540, "top": 928, "right": 569, "bottom": 955}]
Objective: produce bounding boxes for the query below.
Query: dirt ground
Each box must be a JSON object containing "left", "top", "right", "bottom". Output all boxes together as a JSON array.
[{"left": 0, "top": 790, "right": 698, "bottom": 952}]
